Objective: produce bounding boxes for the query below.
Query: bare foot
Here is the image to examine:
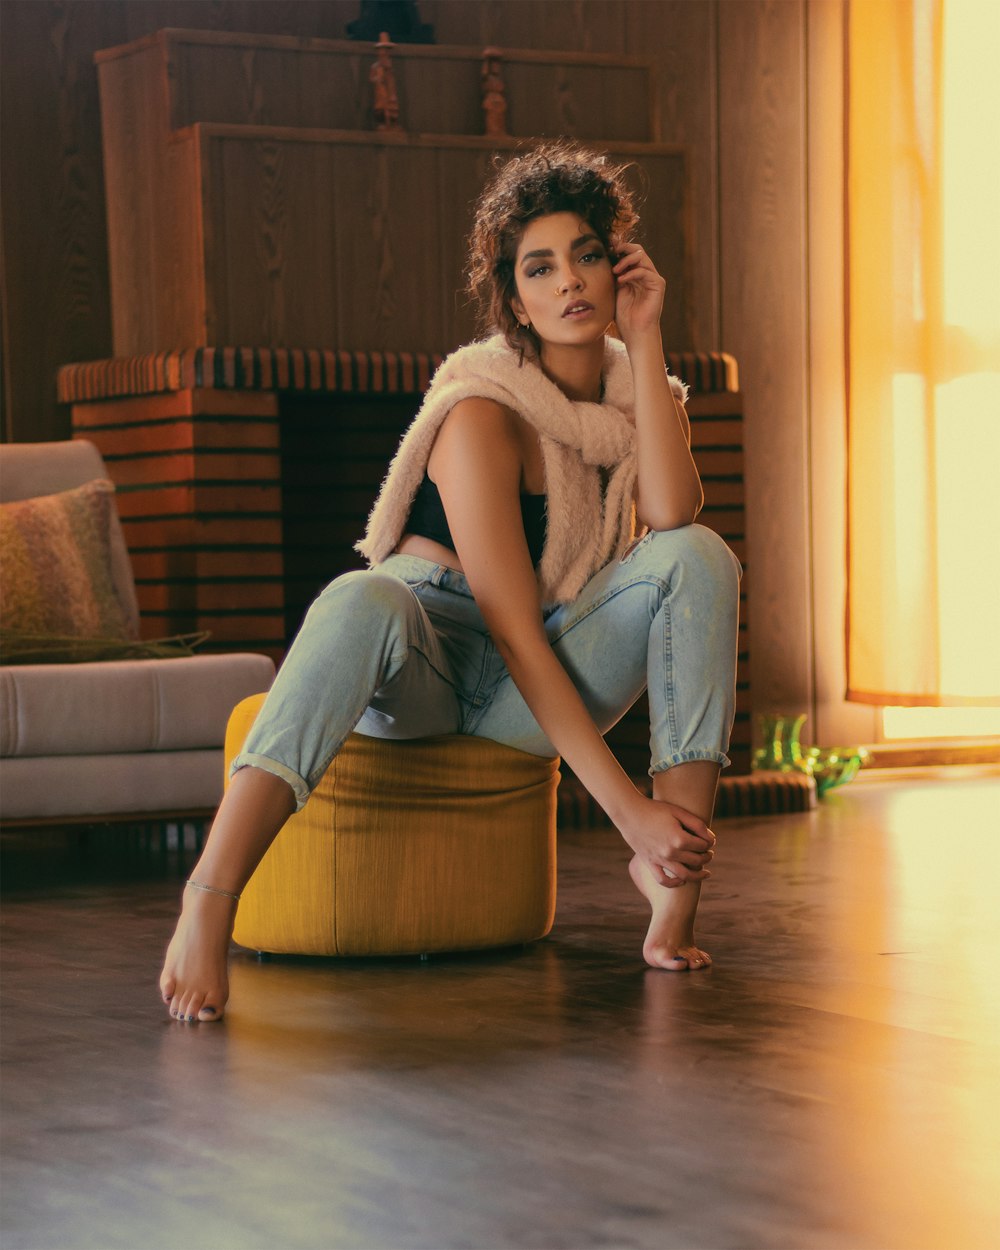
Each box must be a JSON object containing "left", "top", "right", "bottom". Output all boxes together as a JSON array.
[
  {"left": 159, "top": 885, "right": 237, "bottom": 1022},
  {"left": 628, "top": 854, "right": 712, "bottom": 971}
]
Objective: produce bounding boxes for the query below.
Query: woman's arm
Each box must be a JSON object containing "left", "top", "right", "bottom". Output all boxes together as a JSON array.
[
  {"left": 430, "top": 397, "right": 715, "bottom": 887},
  {"left": 613, "top": 243, "right": 704, "bottom": 531}
]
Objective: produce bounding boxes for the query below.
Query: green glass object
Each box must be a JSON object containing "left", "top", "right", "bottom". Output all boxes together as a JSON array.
[
  {"left": 752, "top": 713, "right": 808, "bottom": 772},
  {"left": 803, "top": 744, "right": 870, "bottom": 796},
  {"left": 752, "top": 713, "right": 869, "bottom": 797}
]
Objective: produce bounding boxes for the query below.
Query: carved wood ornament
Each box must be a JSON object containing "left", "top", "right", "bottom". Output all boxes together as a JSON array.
[
  {"left": 481, "top": 47, "right": 508, "bottom": 137},
  {"left": 370, "top": 31, "right": 402, "bottom": 131}
]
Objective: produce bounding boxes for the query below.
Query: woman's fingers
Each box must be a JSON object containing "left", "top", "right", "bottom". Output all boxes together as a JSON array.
[
  {"left": 613, "top": 242, "right": 649, "bottom": 264},
  {"left": 654, "top": 857, "right": 711, "bottom": 884},
  {"left": 678, "top": 819, "right": 713, "bottom": 842},
  {"left": 615, "top": 264, "right": 658, "bottom": 287},
  {"left": 613, "top": 245, "right": 662, "bottom": 281},
  {"left": 674, "top": 847, "right": 714, "bottom": 870},
  {"left": 624, "top": 800, "right": 718, "bottom": 889},
  {"left": 656, "top": 865, "right": 687, "bottom": 888}
]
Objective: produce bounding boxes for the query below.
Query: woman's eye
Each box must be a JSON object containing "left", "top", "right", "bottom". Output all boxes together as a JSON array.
[
  {"left": 580, "top": 251, "right": 605, "bottom": 265},
  {"left": 527, "top": 264, "right": 550, "bottom": 278}
]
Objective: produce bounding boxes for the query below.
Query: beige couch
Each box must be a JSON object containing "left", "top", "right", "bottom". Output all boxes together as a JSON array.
[{"left": 0, "top": 440, "right": 275, "bottom": 822}]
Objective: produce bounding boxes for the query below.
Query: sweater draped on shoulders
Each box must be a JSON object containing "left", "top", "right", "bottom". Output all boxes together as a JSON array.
[{"left": 355, "top": 333, "right": 688, "bottom": 604}]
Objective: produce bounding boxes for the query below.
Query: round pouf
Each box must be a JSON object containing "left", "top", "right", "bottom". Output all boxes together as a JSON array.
[{"left": 226, "top": 694, "right": 560, "bottom": 957}]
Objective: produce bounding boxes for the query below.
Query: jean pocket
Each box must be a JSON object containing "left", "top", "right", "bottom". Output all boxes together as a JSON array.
[
  {"left": 380, "top": 553, "right": 438, "bottom": 589},
  {"left": 619, "top": 530, "right": 654, "bottom": 565}
]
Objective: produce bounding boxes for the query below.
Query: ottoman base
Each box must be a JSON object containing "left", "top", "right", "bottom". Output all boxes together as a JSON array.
[{"left": 225, "top": 696, "right": 560, "bottom": 957}]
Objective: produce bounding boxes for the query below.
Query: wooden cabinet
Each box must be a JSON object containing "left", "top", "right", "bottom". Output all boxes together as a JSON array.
[{"left": 95, "top": 29, "right": 691, "bottom": 357}]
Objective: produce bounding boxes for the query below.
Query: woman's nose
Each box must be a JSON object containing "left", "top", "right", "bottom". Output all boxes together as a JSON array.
[{"left": 557, "top": 271, "right": 583, "bottom": 294}]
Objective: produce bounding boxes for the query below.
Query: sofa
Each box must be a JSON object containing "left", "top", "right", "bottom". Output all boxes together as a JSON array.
[{"left": 0, "top": 440, "right": 275, "bottom": 822}]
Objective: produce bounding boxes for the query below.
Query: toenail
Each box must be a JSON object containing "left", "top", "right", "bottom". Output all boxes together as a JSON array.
[
  {"left": 201, "top": 1007, "right": 217, "bottom": 1016},
  {"left": 187, "top": 1014, "right": 197, "bottom": 1022}
]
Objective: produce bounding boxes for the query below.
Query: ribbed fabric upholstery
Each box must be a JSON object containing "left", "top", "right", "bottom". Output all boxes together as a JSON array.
[
  {"left": 227, "top": 695, "right": 560, "bottom": 957},
  {"left": 1, "top": 751, "right": 222, "bottom": 820},
  {"left": 1, "top": 654, "right": 277, "bottom": 758}
]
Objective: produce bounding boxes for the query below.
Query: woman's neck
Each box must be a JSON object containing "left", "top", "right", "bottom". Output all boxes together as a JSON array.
[{"left": 538, "top": 339, "right": 605, "bottom": 403}]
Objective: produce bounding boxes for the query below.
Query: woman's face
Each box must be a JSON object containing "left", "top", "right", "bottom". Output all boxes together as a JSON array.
[{"left": 510, "top": 212, "right": 616, "bottom": 349}]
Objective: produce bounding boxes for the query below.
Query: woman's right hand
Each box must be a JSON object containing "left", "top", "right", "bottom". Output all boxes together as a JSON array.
[{"left": 617, "top": 794, "right": 716, "bottom": 888}]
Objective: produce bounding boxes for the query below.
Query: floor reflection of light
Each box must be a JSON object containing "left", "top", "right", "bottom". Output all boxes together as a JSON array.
[
  {"left": 818, "top": 780, "right": 1000, "bottom": 1249},
  {"left": 881, "top": 785, "right": 1000, "bottom": 1027}
]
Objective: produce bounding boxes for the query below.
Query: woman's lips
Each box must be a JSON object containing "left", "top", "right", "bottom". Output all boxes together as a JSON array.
[{"left": 562, "top": 301, "right": 595, "bottom": 318}]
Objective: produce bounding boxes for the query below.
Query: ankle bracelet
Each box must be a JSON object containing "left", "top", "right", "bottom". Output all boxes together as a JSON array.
[{"left": 187, "top": 878, "right": 241, "bottom": 903}]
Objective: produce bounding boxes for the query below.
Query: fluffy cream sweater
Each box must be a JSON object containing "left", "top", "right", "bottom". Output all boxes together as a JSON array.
[{"left": 356, "top": 333, "right": 688, "bottom": 604}]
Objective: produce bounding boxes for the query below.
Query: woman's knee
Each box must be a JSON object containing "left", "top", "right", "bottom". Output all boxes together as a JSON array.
[
  {"left": 302, "top": 569, "right": 420, "bottom": 643},
  {"left": 637, "top": 525, "right": 742, "bottom": 601},
  {"left": 683, "top": 523, "right": 742, "bottom": 586}
]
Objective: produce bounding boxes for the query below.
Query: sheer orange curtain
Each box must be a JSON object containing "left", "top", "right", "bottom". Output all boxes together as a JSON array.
[{"left": 846, "top": 0, "right": 1000, "bottom": 706}]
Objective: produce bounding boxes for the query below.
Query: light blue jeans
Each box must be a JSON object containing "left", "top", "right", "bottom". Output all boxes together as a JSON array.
[{"left": 233, "top": 525, "right": 742, "bottom": 810}]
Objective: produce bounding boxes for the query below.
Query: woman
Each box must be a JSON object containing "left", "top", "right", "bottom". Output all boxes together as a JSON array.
[{"left": 161, "top": 143, "right": 741, "bottom": 1023}]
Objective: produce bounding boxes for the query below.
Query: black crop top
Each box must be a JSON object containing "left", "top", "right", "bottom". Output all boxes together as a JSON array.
[{"left": 405, "top": 472, "right": 548, "bottom": 567}]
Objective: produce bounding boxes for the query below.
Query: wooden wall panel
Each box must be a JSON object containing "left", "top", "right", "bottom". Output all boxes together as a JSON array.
[
  {"left": 0, "top": 0, "right": 126, "bottom": 443},
  {"left": 624, "top": 1, "right": 720, "bottom": 348},
  {"left": 105, "top": 119, "right": 689, "bottom": 355},
  {"left": 166, "top": 33, "right": 653, "bottom": 141},
  {"left": 719, "top": 0, "right": 813, "bottom": 730},
  {"left": 172, "top": 42, "right": 367, "bottom": 131},
  {"left": 98, "top": 40, "right": 170, "bottom": 353},
  {"left": 421, "top": 1, "right": 631, "bottom": 54},
  {"left": 503, "top": 59, "right": 651, "bottom": 140}
]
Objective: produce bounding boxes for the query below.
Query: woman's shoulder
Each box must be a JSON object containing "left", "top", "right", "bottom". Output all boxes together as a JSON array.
[
  {"left": 442, "top": 394, "right": 522, "bottom": 438},
  {"left": 431, "top": 393, "right": 538, "bottom": 481}
]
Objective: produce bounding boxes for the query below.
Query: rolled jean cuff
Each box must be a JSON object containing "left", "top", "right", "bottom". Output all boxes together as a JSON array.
[
  {"left": 649, "top": 749, "right": 731, "bottom": 777},
  {"left": 230, "top": 752, "right": 312, "bottom": 811}
]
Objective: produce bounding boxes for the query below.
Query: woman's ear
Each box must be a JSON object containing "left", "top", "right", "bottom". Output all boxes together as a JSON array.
[{"left": 510, "top": 293, "right": 527, "bottom": 326}]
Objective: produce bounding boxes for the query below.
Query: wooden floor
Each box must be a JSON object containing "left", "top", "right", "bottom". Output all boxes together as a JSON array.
[{"left": 3, "top": 771, "right": 999, "bottom": 1250}]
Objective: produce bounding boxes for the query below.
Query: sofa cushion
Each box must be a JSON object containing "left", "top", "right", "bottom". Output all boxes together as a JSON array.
[
  {"left": 0, "top": 653, "right": 275, "bottom": 758},
  {"left": 0, "top": 479, "right": 135, "bottom": 657},
  {"left": 0, "top": 751, "right": 225, "bottom": 819}
]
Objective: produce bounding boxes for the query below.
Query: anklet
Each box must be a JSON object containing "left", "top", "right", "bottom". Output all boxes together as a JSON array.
[{"left": 187, "top": 878, "right": 241, "bottom": 903}]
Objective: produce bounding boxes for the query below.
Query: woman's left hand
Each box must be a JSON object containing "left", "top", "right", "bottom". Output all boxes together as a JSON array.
[{"left": 613, "top": 243, "right": 666, "bottom": 343}]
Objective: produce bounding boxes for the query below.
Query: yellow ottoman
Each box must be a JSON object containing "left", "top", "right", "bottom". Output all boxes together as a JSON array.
[{"left": 226, "top": 694, "right": 559, "bottom": 957}]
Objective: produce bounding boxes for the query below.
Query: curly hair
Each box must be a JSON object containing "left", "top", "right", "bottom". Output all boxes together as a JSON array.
[{"left": 466, "top": 142, "right": 639, "bottom": 356}]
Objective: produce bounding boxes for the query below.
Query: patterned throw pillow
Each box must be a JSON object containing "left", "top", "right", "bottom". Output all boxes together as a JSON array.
[{"left": 0, "top": 479, "right": 134, "bottom": 656}]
